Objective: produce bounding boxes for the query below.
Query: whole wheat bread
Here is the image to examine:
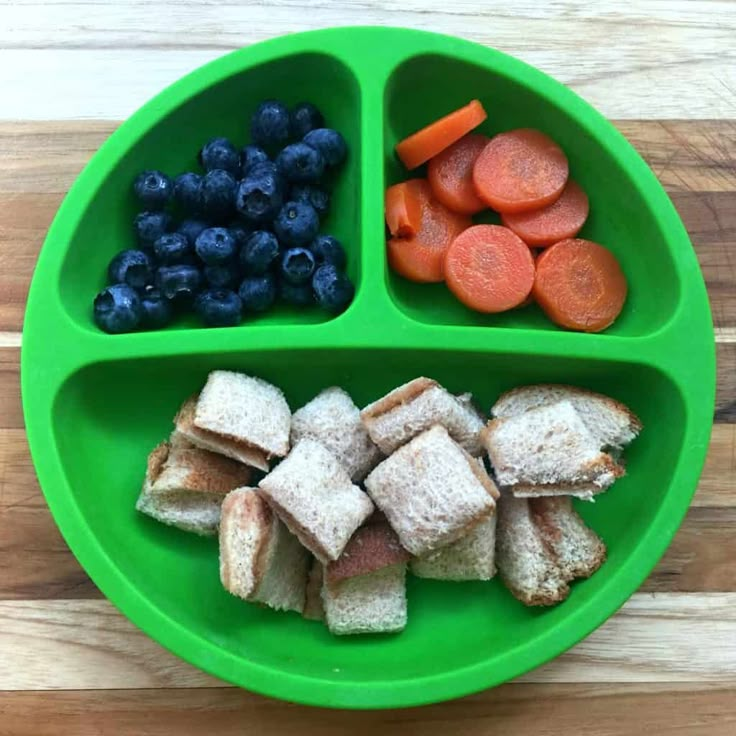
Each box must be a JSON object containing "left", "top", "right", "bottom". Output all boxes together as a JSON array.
[
  {"left": 492, "top": 384, "right": 641, "bottom": 450},
  {"left": 322, "top": 563, "right": 407, "bottom": 635},
  {"left": 219, "top": 487, "right": 310, "bottom": 613},
  {"left": 291, "top": 387, "right": 383, "bottom": 481},
  {"left": 259, "top": 438, "right": 374, "bottom": 562},
  {"left": 364, "top": 425, "right": 498, "bottom": 557},
  {"left": 482, "top": 401, "right": 623, "bottom": 489},
  {"left": 361, "top": 377, "right": 486, "bottom": 456}
]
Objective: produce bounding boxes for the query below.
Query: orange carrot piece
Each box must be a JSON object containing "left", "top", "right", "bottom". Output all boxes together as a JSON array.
[
  {"left": 387, "top": 180, "right": 471, "bottom": 283},
  {"left": 427, "top": 133, "right": 490, "bottom": 215},
  {"left": 472, "top": 129, "right": 569, "bottom": 214},
  {"left": 532, "top": 238, "right": 627, "bottom": 332},
  {"left": 502, "top": 180, "right": 589, "bottom": 246},
  {"left": 395, "top": 100, "right": 488, "bottom": 170},
  {"left": 385, "top": 179, "right": 425, "bottom": 238},
  {"left": 444, "top": 225, "right": 535, "bottom": 312}
]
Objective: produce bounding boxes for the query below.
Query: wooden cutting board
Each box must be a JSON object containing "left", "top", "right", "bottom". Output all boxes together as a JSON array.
[{"left": 0, "top": 119, "right": 734, "bottom": 733}]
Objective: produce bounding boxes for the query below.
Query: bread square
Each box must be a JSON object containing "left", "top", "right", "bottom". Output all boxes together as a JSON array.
[
  {"left": 364, "top": 425, "right": 498, "bottom": 557},
  {"left": 258, "top": 439, "right": 374, "bottom": 562},
  {"left": 291, "top": 386, "right": 383, "bottom": 481},
  {"left": 219, "top": 488, "right": 310, "bottom": 613},
  {"left": 194, "top": 370, "right": 291, "bottom": 462},
  {"left": 361, "top": 377, "right": 486, "bottom": 456},
  {"left": 322, "top": 563, "right": 407, "bottom": 635}
]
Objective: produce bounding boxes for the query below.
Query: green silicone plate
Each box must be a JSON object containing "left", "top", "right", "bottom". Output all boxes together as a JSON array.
[{"left": 22, "top": 27, "right": 715, "bottom": 709}]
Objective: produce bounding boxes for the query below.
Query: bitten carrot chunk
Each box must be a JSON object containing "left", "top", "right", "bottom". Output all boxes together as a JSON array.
[
  {"left": 387, "top": 180, "right": 472, "bottom": 283},
  {"left": 532, "top": 238, "right": 627, "bottom": 332},
  {"left": 444, "top": 225, "right": 535, "bottom": 313},
  {"left": 427, "top": 133, "right": 490, "bottom": 215},
  {"left": 502, "top": 180, "right": 589, "bottom": 246},
  {"left": 472, "top": 129, "right": 569, "bottom": 214},
  {"left": 385, "top": 179, "right": 425, "bottom": 238},
  {"left": 395, "top": 100, "right": 488, "bottom": 170}
]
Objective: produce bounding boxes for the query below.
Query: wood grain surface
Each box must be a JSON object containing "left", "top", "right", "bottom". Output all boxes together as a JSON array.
[{"left": 2, "top": 4, "right": 736, "bottom": 730}]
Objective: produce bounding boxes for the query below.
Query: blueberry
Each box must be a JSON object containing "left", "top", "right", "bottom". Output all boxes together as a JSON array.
[
  {"left": 199, "top": 137, "right": 240, "bottom": 176},
  {"left": 312, "top": 263, "right": 354, "bottom": 313},
  {"left": 133, "top": 170, "right": 172, "bottom": 211},
  {"left": 240, "top": 230, "right": 280, "bottom": 275},
  {"left": 134, "top": 211, "right": 171, "bottom": 249},
  {"left": 200, "top": 169, "right": 237, "bottom": 222},
  {"left": 194, "top": 288, "right": 242, "bottom": 327},
  {"left": 250, "top": 100, "right": 290, "bottom": 149},
  {"left": 279, "top": 279, "right": 314, "bottom": 307},
  {"left": 239, "top": 275, "right": 277, "bottom": 312},
  {"left": 235, "top": 162, "right": 284, "bottom": 224},
  {"left": 281, "top": 247, "right": 316, "bottom": 285},
  {"left": 195, "top": 227, "right": 237, "bottom": 266},
  {"left": 289, "top": 102, "right": 324, "bottom": 140},
  {"left": 177, "top": 218, "right": 209, "bottom": 247},
  {"left": 173, "top": 172, "right": 203, "bottom": 213},
  {"left": 154, "top": 232, "right": 193, "bottom": 266},
  {"left": 290, "top": 184, "right": 329, "bottom": 218},
  {"left": 303, "top": 128, "right": 347, "bottom": 168},
  {"left": 240, "top": 144, "right": 269, "bottom": 177},
  {"left": 309, "top": 234, "right": 346, "bottom": 269},
  {"left": 107, "top": 249, "right": 154, "bottom": 289},
  {"left": 93, "top": 284, "right": 142, "bottom": 333},
  {"left": 275, "top": 142, "right": 324, "bottom": 183},
  {"left": 273, "top": 201, "right": 319, "bottom": 247},
  {"left": 155, "top": 264, "right": 202, "bottom": 301},
  {"left": 204, "top": 261, "right": 240, "bottom": 289},
  {"left": 139, "top": 285, "right": 173, "bottom": 329}
]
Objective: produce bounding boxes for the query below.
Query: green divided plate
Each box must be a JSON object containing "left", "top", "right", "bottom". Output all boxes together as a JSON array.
[{"left": 21, "top": 27, "right": 715, "bottom": 709}]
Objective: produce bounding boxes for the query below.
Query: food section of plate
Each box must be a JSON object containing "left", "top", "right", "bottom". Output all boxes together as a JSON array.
[
  {"left": 140, "top": 369, "right": 640, "bottom": 635},
  {"left": 92, "top": 96, "right": 626, "bottom": 335}
]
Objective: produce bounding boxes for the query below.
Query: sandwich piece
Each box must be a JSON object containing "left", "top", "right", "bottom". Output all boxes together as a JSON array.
[
  {"left": 136, "top": 441, "right": 252, "bottom": 535},
  {"left": 322, "top": 563, "right": 407, "bottom": 635},
  {"left": 411, "top": 512, "right": 497, "bottom": 581},
  {"left": 173, "top": 395, "right": 270, "bottom": 471},
  {"left": 481, "top": 400, "right": 624, "bottom": 494},
  {"left": 361, "top": 377, "right": 486, "bottom": 456},
  {"left": 259, "top": 438, "right": 374, "bottom": 562},
  {"left": 291, "top": 386, "right": 383, "bottom": 481},
  {"left": 529, "top": 496, "right": 606, "bottom": 580},
  {"left": 325, "top": 520, "right": 410, "bottom": 585},
  {"left": 176, "top": 371, "right": 292, "bottom": 471},
  {"left": 219, "top": 488, "right": 310, "bottom": 613},
  {"left": 492, "top": 384, "right": 642, "bottom": 451},
  {"left": 364, "top": 425, "right": 498, "bottom": 557},
  {"left": 303, "top": 560, "right": 325, "bottom": 621},
  {"left": 495, "top": 493, "right": 570, "bottom": 606},
  {"left": 510, "top": 482, "right": 602, "bottom": 502}
]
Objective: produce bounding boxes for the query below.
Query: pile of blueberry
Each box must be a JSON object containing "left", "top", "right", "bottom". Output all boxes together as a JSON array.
[{"left": 93, "top": 100, "right": 354, "bottom": 333}]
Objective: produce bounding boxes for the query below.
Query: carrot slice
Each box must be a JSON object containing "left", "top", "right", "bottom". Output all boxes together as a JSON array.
[
  {"left": 387, "top": 180, "right": 471, "bottom": 283},
  {"left": 395, "top": 100, "right": 488, "bottom": 170},
  {"left": 502, "top": 180, "right": 589, "bottom": 246},
  {"left": 533, "top": 238, "right": 627, "bottom": 332},
  {"left": 385, "top": 179, "right": 425, "bottom": 238},
  {"left": 427, "top": 133, "right": 490, "bottom": 215},
  {"left": 444, "top": 225, "right": 535, "bottom": 312},
  {"left": 472, "top": 129, "right": 569, "bottom": 213}
]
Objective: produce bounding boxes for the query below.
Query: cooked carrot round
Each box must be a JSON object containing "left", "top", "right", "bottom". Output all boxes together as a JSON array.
[
  {"left": 388, "top": 180, "right": 472, "bottom": 283},
  {"left": 385, "top": 179, "right": 425, "bottom": 238},
  {"left": 502, "top": 180, "right": 589, "bottom": 246},
  {"left": 533, "top": 238, "right": 627, "bottom": 332},
  {"left": 444, "top": 225, "right": 535, "bottom": 312},
  {"left": 472, "top": 129, "right": 569, "bottom": 214},
  {"left": 427, "top": 133, "right": 490, "bottom": 215},
  {"left": 395, "top": 100, "right": 488, "bottom": 170}
]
